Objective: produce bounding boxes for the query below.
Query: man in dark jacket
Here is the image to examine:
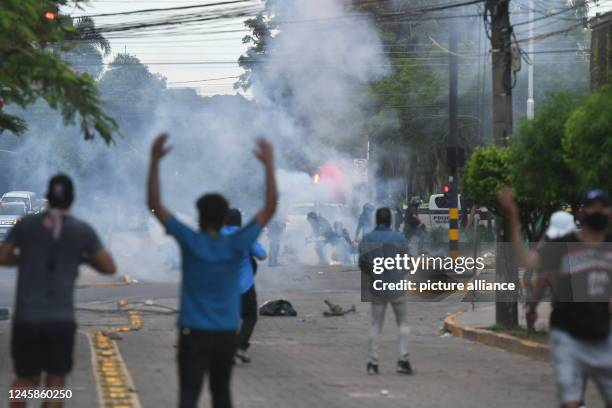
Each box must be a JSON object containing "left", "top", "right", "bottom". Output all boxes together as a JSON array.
[{"left": 359, "top": 208, "right": 412, "bottom": 376}]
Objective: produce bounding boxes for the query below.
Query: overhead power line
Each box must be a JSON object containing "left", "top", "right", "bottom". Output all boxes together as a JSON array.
[
  {"left": 513, "top": 4, "right": 584, "bottom": 27},
  {"left": 516, "top": 21, "right": 585, "bottom": 43},
  {"left": 167, "top": 76, "right": 240, "bottom": 84},
  {"left": 76, "top": 0, "right": 257, "bottom": 18}
]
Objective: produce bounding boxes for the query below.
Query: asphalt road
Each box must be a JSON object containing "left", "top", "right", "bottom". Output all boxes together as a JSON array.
[{"left": 0, "top": 262, "right": 606, "bottom": 407}]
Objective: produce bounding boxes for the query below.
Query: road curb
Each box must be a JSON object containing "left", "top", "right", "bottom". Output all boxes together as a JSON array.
[{"left": 443, "top": 310, "right": 549, "bottom": 361}]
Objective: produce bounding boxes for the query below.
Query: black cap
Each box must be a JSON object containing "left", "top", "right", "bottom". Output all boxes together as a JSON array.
[
  {"left": 583, "top": 189, "right": 610, "bottom": 207},
  {"left": 47, "top": 174, "right": 74, "bottom": 209}
]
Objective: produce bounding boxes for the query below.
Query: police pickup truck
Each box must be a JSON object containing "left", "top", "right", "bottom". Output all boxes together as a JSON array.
[{"left": 417, "top": 194, "right": 489, "bottom": 230}]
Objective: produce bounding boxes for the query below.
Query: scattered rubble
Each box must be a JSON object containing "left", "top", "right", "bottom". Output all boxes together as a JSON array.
[{"left": 323, "top": 300, "right": 356, "bottom": 317}]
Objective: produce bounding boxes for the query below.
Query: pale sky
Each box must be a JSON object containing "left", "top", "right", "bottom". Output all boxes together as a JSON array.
[
  {"left": 70, "top": 0, "right": 260, "bottom": 96},
  {"left": 69, "top": 0, "right": 612, "bottom": 97}
]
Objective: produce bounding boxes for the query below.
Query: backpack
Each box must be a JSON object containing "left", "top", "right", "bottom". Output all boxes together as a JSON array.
[{"left": 258, "top": 299, "right": 297, "bottom": 317}]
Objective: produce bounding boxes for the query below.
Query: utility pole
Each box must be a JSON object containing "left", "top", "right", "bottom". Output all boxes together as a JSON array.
[
  {"left": 526, "top": 0, "right": 535, "bottom": 119},
  {"left": 490, "top": 0, "right": 513, "bottom": 146},
  {"left": 448, "top": 19, "right": 460, "bottom": 260},
  {"left": 488, "top": 0, "right": 518, "bottom": 327}
]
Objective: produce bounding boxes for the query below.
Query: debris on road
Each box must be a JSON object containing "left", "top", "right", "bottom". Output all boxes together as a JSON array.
[
  {"left": 323, "top": 299, "right": 356, "bottom": 317},
  {"left": 259, "top": 299, "right": 298, "bottom": 317}
]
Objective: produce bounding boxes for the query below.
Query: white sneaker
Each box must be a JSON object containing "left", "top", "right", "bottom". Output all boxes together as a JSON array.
[{"left": 235, "top": 349, "right": 251, "bottom": 364}]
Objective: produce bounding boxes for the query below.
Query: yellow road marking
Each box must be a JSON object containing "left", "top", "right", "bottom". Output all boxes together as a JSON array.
[
  {"left": 88, "top": 300, "right": 143, "bottom": 408},
  {"left": 77, "top": 275, "right": 136, "bottom": 289}
]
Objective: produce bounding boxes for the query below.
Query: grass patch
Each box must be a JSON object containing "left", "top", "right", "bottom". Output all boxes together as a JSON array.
[{"left": 486, "top": 324, "right": 548, "bottom": 344}]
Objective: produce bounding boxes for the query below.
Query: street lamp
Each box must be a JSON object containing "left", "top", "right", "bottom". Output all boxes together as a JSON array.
[{"left": 527, "top": 0, "right": 535, "bottom": 119}]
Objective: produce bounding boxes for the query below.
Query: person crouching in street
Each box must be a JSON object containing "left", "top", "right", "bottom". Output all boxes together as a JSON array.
[
  {"left": 147, "top": 134, "right": 277, "bottom": 408},
  {"left": 358, "top": 207, "right": 413, "bottom": 376},
  {"left": 0, "top": 174, "right": 116, "bottom": 408},
  {"left": 222, "top": 208, "right": 267, "bottom": 364}
]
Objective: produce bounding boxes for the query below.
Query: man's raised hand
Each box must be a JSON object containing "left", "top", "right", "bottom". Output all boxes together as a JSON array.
[
  {"left": 151, "top": 133, "right": 172, "bottom": 161},
  {"left": 253, "top": 138, "right": 274, "bottom": 167},
  {"left": 497, "top": 186, "right": 518, "bottom": 215},
  {"left": 253, "top": 137, "right": 278, "bottom": 227},
  {"left": 148, "top": 133, "right": 171, "bottom": 223}
]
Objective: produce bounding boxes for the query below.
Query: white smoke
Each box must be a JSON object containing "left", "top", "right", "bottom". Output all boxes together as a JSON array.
[{"left": 2, "top": 0, "right": 389, "bottom": 280}]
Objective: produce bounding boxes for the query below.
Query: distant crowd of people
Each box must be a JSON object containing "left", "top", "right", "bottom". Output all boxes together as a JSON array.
[
  {"left": 0, "top": 133, "right": 611, "bottom": 408},
  {"left": 303, "top": 198, "right": 426, "bottom": 267}
]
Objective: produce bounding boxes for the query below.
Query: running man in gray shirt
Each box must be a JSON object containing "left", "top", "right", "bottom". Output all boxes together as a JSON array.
[{"left": 0, "top": 174, "right": 116, "bottom": 408}]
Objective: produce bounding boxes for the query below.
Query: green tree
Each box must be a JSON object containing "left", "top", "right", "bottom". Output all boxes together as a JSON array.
[
  {"left": 63, "top": 16, "right": 111, "bottom": 79},
  {"left": 98, "top": 53, "right": 167, "bottom": 133},
  {"left": 370, "top": 57, "right": 444, "bottom": 194},
  {"left": 461, "top": 145, "right": 510, "bottom": 210},
  {"left": 463, "top": 92, "right": 587, "bottom": 241},
  {"left": 235, "top": 11, "right": 273, "bottom": 91},
  {"left": 563, "top": 85, "right": 612, "bottom": 192},
  {"left": 355, "top": 2, "right": 485, "bottom": 196},
  {"left": 508, "top": 92, "right": 583, "bottom": 239},
  {"left": 0, "top": 0, "right": 116, "bottom": 142}
]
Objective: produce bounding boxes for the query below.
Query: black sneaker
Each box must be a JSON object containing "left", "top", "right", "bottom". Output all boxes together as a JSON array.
[
  {"left": 367, "top": 362, "right": 379, "bottom": 375},
  {"left": 397, "top": 360, "right": 413, "bottom": 375}
]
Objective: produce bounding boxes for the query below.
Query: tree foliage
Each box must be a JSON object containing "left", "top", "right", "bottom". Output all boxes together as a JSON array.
[
  {"left": 0, "top": 0, "right": 117, "bottom": 142},
  {"left": 63, "top": 16, "right": 111, "bottom": 79},
  {"left": 358, "top": 1, "right": 493, "bottom": 197},
  {"left": 235, "top": 11, "right": 273, "bottom": 91},
  {"left": 69, "top": 16, "right": 111, "bottom": 56},
  {"left": 510, "top": 92, "right": 583, "bottom": 203},
  {"left": 503, "top": 93, "right": 583, "bottom": 239},
  {"left": 564, "top": 85, "right": 612, "bottom": 192},
  {"left": 461, "top": 145, "right": 510, "bottom": 211},
  {"left": 369, "top": 55, "right": 445, "bottom": 196},
  {"left": 98, "top": 53, "right": 167, "bottom": 134},
  {"left": 463, "top": 88, "right": 611, "bottom": 240}
]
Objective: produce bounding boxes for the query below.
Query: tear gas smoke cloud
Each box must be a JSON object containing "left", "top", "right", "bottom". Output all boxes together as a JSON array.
[{"left": 1, "top": 0, "right": 389, "bottom": 279}]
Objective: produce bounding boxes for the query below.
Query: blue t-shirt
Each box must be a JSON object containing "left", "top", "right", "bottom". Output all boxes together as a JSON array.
[
  {"left": 165, "top": 216, "right": 262, "bottom": 331},
  {"left": 221, "top": 226, "right": 266, "bottom": 294}
]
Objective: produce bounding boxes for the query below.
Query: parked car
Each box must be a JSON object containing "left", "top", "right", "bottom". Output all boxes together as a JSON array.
[
  {"left": 0, "top": 202, "right": 27, "bottom": 239},
  {"left": 1, "top": 191, "right": 38, "bottom": 213}
]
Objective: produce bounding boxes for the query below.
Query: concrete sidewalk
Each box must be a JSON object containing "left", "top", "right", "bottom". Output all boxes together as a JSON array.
[{"left": 455, "top": 302, "right": 552, "bottom": 332}]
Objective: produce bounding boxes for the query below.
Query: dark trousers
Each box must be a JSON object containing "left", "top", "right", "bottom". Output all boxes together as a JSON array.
[
  {"left": 178, "top": 328, "right": 236, "bottom": 408},
  {"left": 238, "top": 285, "right": 258, "bottom": 351}
]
